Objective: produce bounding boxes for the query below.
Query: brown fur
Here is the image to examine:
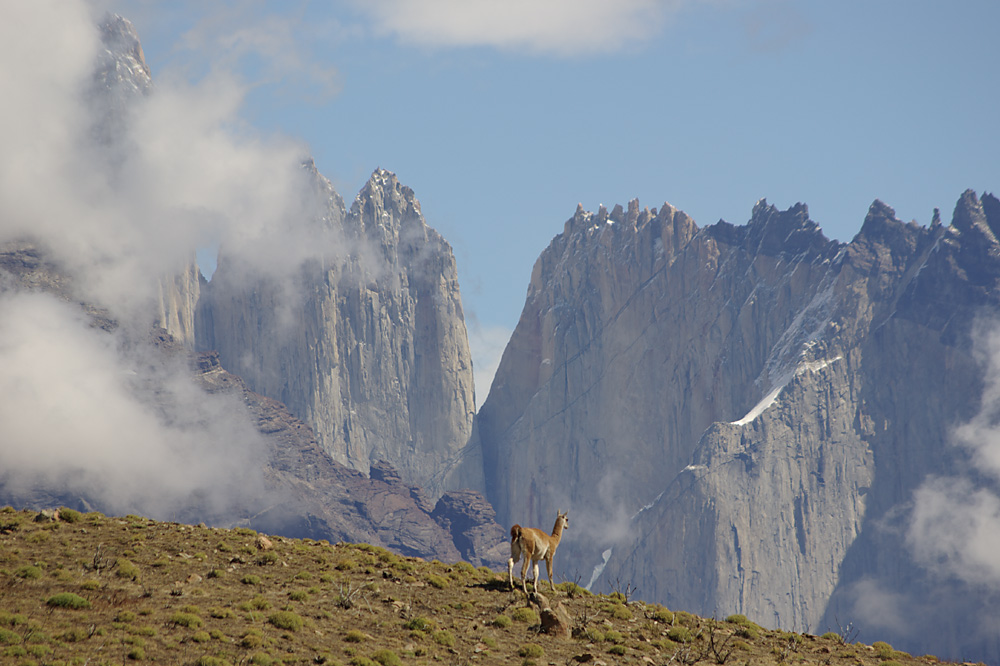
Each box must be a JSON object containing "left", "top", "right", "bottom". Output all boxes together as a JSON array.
[{"left": 507, "top": 510, "right": 569, "bottom": 594}]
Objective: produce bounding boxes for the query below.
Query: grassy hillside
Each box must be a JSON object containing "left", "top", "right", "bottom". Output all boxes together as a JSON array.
[{"left": 0, "top": 507, "right": 956, "bottom": 666}]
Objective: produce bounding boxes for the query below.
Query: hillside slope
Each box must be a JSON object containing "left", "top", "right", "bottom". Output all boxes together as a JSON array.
[{"left": 0, "top": 508, "right": 949, "bottom": 666}]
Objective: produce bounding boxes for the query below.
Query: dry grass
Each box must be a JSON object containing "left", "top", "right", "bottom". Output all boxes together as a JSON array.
[{"left": 0, "top": 507, "right": 954, "bottom": 666}]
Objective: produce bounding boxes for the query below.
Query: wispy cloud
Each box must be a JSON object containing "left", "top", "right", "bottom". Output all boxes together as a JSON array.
[
  {"left": 349, "top": 0, "right": 683, "bottom": 57},
  {"left": 466, "top": 319, "right": 512, "bottom": 405},
  {"left": 907, "top": 322, "right": 1000, "bottom": 586},
  {"left": 0, "top": 0, "right": 342, "bottom": 518},
  {"left": 0, "top": 292, "right": 268, "bottom": 519}
]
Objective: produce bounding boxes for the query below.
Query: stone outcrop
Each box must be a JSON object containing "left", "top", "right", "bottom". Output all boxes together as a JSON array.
[
  {"left": 431, "top": 489, "right": 508, "bottom": 567},
  {"left": 472, "top": 192, "right": 1000, "bottom": 662},
  {"left": 191, "top": 349, "right": 500, "bottom": 564},
  {"left": 197, "top": 166, "right": 476, "bottom": 498}
]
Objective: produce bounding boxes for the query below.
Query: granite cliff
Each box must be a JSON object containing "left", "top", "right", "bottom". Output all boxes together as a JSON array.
[
  {"left": 196, "top": 166, "right": 476, "bottom": 498},
  {"left": 469, "top": 193, "right": 1000, "bottom": 662}
]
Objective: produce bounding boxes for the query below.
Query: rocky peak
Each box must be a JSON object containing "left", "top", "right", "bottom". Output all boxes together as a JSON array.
[
  {"left": 94, "top": 13, "right": 151, "bottom": 99},
  {"left": 981, "top": 191, "right": 1000, "bottom": 239},
  {"left": 951, "top": 189, "right": 1000, "bottom": 258},
  {"left": 352, "top": 168, "right": 423, "bottom": 230}
]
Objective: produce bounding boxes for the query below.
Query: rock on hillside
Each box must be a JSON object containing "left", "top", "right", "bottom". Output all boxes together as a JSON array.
[
  {"left": 197, "top": 166, "right": 476, "bottom": 499},
  {"left": 469, "top": 192, "right": 1000, "bottom": 662}
]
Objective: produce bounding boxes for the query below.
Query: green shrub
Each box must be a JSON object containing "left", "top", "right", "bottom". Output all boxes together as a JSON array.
[
  {"left": 608, "top": 645, "right": 627, "bottom": 656},
  {"left": 15, "top": 565, "right": 42, "bottom": 579},
  {"left": 403, "top": 617, "right": 436, "bottom": 632},
  {"left": 611, "top": 605, "right": 632, "bottom": 620},
  {"left": 128, "top": 646, "right": 146, "bottom": 660},
  {"left": 59, "top": 508, "right": 82, "bottom": 523},
  {"left": 492, "top": 615, "right": 512, "bottom": 629},
  {"left": 211, "top": 607, "right": 234, "bottom": 619},
  {"left": 667, "top": 627, "right": 692, "bottom": 643},
  {"left": 604, "top": 629, "right": 625, "bottom": 644},
  {"left": 247, "top": 596, "right": 270, "bottom": 611},
  {"left": 170, "top": 612, "right": 202, "bottom": 628},
  {"left": 726, "top": 613, "right": 748, "bottom": 624},
  {"left": 249, "top": 654, "right": 273, "bottom": 666},
  {"left": 241, "top": 630, "right": 264, "bottom": 649},
  {"left": 335, "top": 560, "right": 355, "bottom": 571},
  {"left": 115, "top": 557, "right": 139, "bottom": 580},
  {"left": 289, "top": 589, "right": 309, "bottom": 601},
  {"left": 873, "top": 641, "right": 895, "bottom": 659},
  {"left": 345, "top": 629, "right": 366, "bottom": 643},
  {"left": 241, "top": 574, "right": 262, "bottom": 586},
  {"left": 577, "top": 627, "right": 604, "bottom": 642},
  {"left": 80, "top": 578, "right": 101, "bottom": 590},
  {"left": 349, "top": 658, "right": 378, "bottom": 666},
  {"left": 0, "top": 629, "right": 20, "bottom": 645},
  {"left": 426, "top": 574, "right": 449, "bottom": 589},
  {"left": 652, "top": 607, "right": 674, "bottom": 624},
  {"left": 268, "top": 610, "right": 304, "bottom": 632},
  {"left": 46, "top": 592, "right": 91, "bottom": 609},
  {"left": 192, "top": 631, "right": 211, "bottom": 643},
  {"left": 195, "top": 657, "right": 233, "bottom": 666},
  {"left": 518, "top": 643, "right": 544, "bottom": 658},
  {"left": 4, "top": 646, "right": 26, "bottom": 657},
  {"left": 61, "top": 626, "right": 91, "bottom": 642},
  {"left": 256, "top": 551, "right": 279, "bottom": 566},
  {"left": 674, "top": 611, "right": 695, "bottom": 625},
  {"left": 28, "top": 643, "right": 52, "bottom": 658},
  {"left": 736, "top": 624, "right": 759, "bottom": 639},
  {"left": 821, "top": 632, "right": 843, "bottom": 643},
  {"left": 558, "top": 581, "right": 591, "bottom": 597},
  {"left": 116, "top": 610, "right": 137, "bottom": 623},
  {"left": 432, "top": 630, "right": 455, "bottom": 647},
  {"left": 372, "top": 649, "right": 402, "bottom": 666},
  {"left": 511, "top": 607, "right": 539, "bottom": 624}
]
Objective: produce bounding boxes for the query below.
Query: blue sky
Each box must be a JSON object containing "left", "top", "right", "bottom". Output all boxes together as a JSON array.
[{"left": 111, "top": 0, "right": 1000, "bottom": 400}]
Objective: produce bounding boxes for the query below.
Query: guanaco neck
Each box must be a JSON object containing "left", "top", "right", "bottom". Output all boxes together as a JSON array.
[{"left": 551, "top": 516, "right": 566, "bottom": 542}]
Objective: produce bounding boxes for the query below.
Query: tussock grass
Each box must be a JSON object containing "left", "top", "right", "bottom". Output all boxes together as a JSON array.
[{"left": 0, "top": 507, "right": 937, "bottom": 666}]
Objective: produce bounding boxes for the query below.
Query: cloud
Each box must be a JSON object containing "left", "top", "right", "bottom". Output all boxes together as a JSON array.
[
  {"left": 907, "top": 322, "right": 1000, "bottom": 587},
  {"left": 841, "top": 578, "right": 910, "bottom": 636},
  {"left": 466, "top": 319, "right": 512, "bottom": 404},
  {"left": 0, "top": 0, "right": 345, "bottom": 323},
  {"left": 350, "top": 0, "right": 682, "bottom": 57},
  {"left": 0, "top": 1, "right": 346, "bottom": 519},
  {"left": 0, "top": 292, "right": 268, "bottom": 519}
]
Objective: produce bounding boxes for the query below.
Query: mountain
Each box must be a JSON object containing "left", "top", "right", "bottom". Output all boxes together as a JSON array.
[
  {"left": 467, "top": 193, "right": 1000, "bottom": 662},
  {"left": 196, "top": 165, "right": 476, "bottom": 499},
  {"left": 0, "top": 14, "right": 502, "bottom": 569},
  {"left": 0, "top": 237, "right": 505, "bottom": 568}
]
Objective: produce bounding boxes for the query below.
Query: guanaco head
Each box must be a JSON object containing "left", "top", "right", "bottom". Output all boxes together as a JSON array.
[{"left": 557, "top": 510, "right": 569, "bottom": 531}]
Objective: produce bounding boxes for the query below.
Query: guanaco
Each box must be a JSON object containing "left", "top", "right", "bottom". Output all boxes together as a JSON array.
[{"left": 507, "top": 510, "right": 569, "bottom": 594}]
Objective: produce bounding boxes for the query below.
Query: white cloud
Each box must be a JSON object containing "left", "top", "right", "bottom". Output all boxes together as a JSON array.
[
  {"left": 0, "top": 0, "right": 346, "bottom": 323},
  {"left": 907, "top": 323, "right": 1000, "bottom": 587},
  {"left": 466, "top": 321, "right": 511, "bottom": 404},
  {"left": 351, "top": 0, "right": 681, "bottom": 56},
  {"left": 0, "top": 0, "right": 344, "bottom": 517},
  {"left": 0, "top": 292, "right": 267, "bottom": 519}
]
